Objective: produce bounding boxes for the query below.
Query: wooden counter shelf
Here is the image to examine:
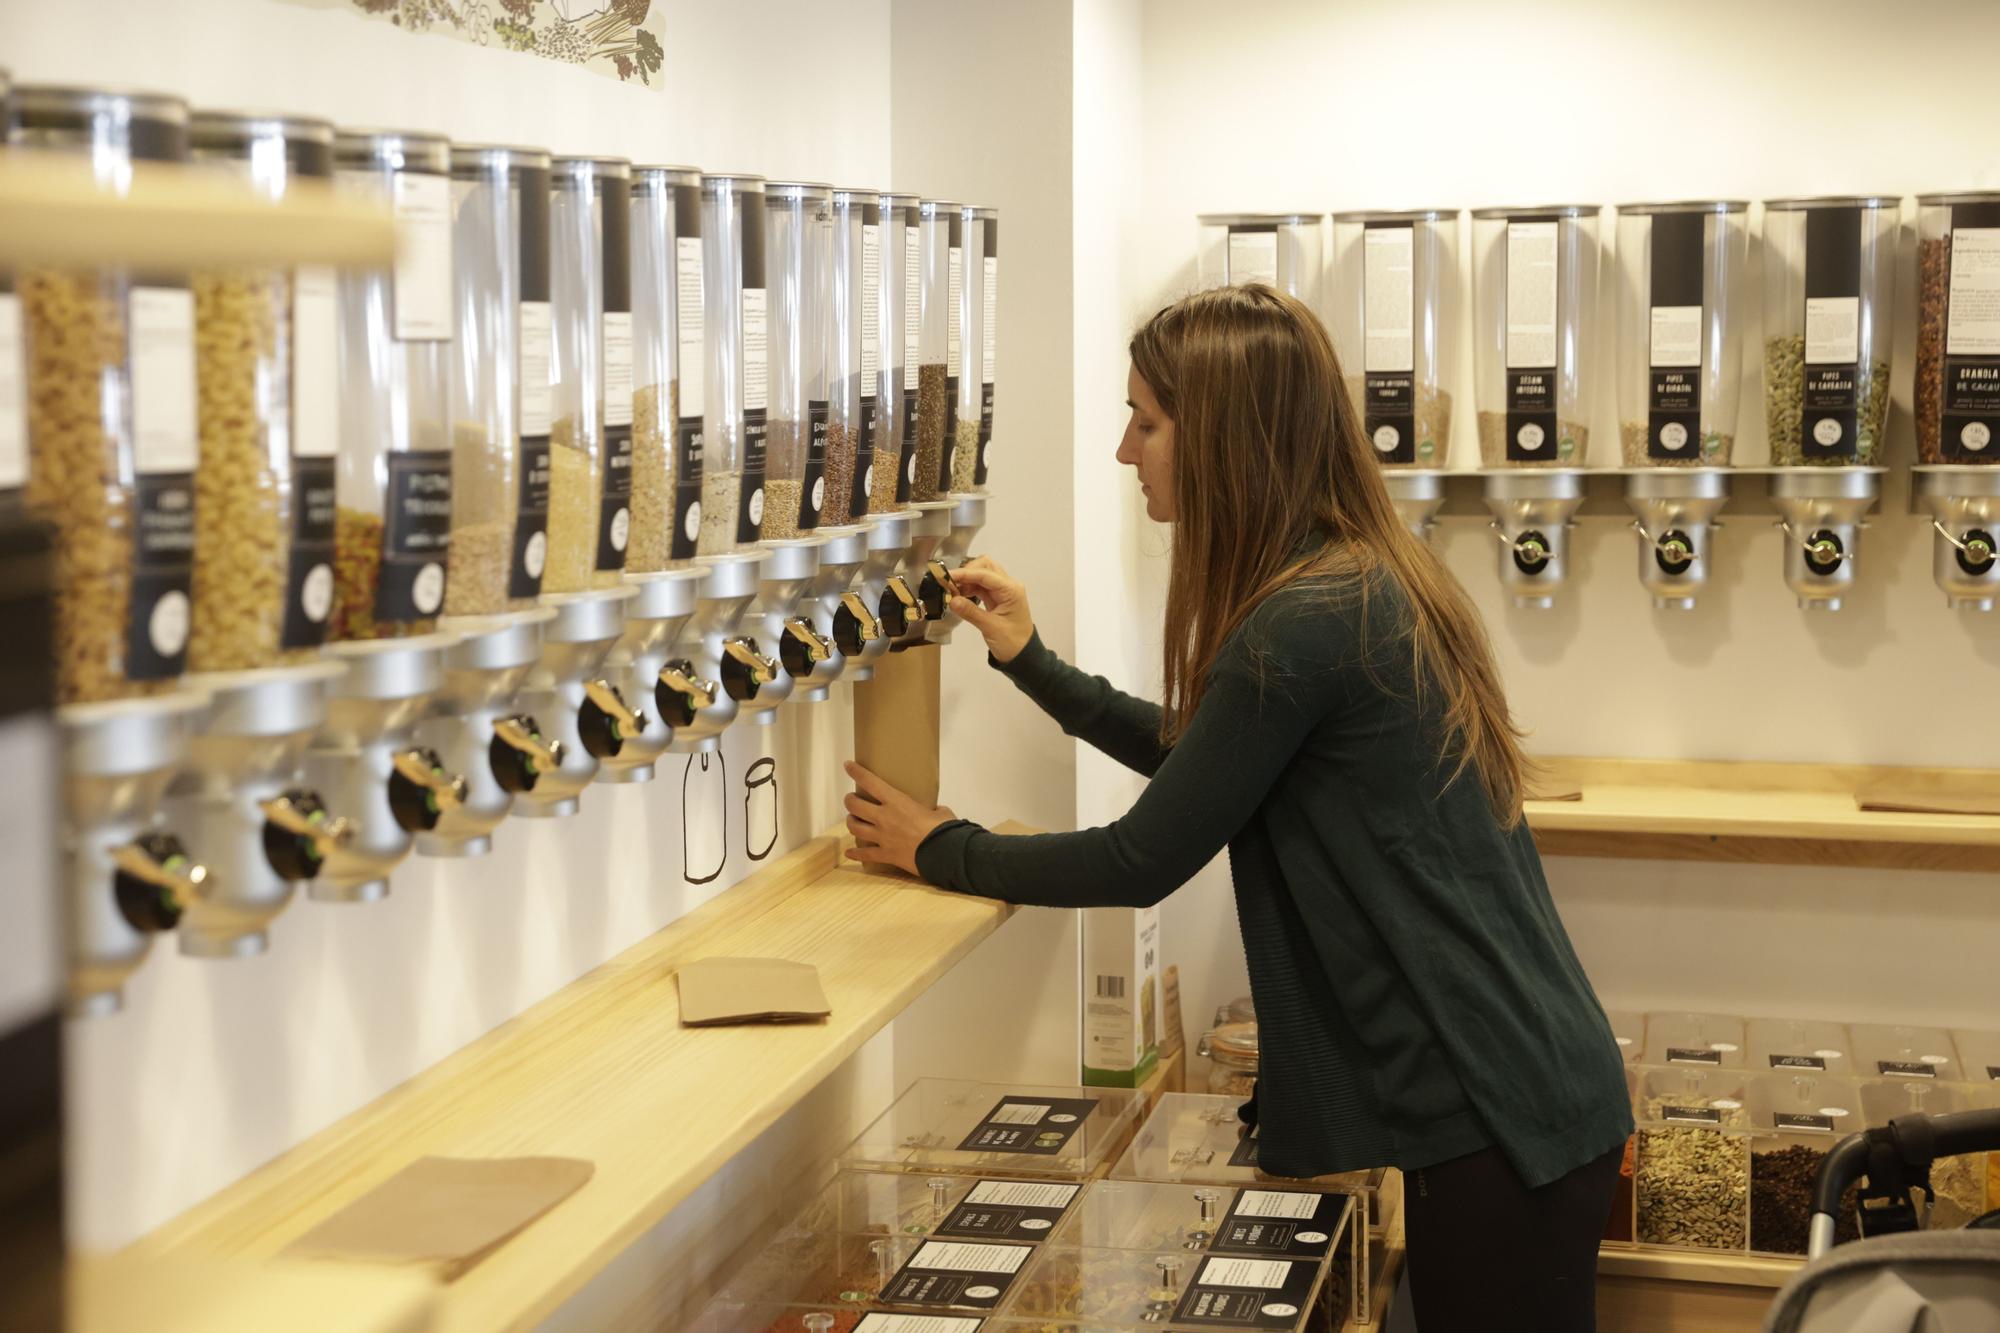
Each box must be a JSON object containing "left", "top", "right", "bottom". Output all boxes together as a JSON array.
[
  {"left": 132, "top": 829, "right": 1016, "bottom": 1333},
  {"left": 1526, "top": 757, "right": 2000, "bottom": 874}
]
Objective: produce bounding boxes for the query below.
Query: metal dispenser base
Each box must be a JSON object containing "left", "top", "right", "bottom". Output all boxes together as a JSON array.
[
  {"left": 1386, "top": 470, "right": 1449, "bottom": 541},
  {"left": 1624, "top": 470, "right": 1732, "bottom": 610},
  {"left": 60, "top": 691, "right": 208, "bottom": 1016},
  {"left": 1769, "top": 469, "right": 1883, "bottom": 612},
  {"left": 925, "top": 494, "right": 987, "bottom": 643},
  {"left": 599, "top": 569, "right": 702, "bottom": 781},
  {"left": 750, "top": 536, "right": 826, "bottom": 712},
  {"left": 1481, "top": 471, "right": 1586, "bottom": 609},
  {"left": 513, "top": 587, "right": 638, "bottom": 817},
  {"left": 898, "top": 501, "right": 956, "bottom": 645},
  {"left": 798, "top": 526, "right": 872, "bottom": 701},
  {"left": 1913, "top": 466, "right": 2000, "bottom": 612},
  {"left": 852, "top": 511, "right": 917, "bottom": 680},
  {"left": 171, "top": 661, "right": 347, "bottom": 956},
  {"left": 667, "top": 552, "right": 761, "bottom": 754},
  {"left": 302, "top": 633, "right": 453, "bottom": 899},
  {"left": 415, "top": 608, "right": 555, "bottom": 855}
]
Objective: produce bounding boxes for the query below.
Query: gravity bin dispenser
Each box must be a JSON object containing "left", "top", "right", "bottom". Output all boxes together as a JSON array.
[
  {"left": 512, "top": 586, "right": 641, "bottom": 815},
  {"left": 1769, "top": 469, "right": 1884, "bottom": 612},
  {"left": 856, "top": 508, "right": 921, "bottom": 671},
  {"left": 1482, "top": 471, "right": 1587, "bottom": 609},
  {"left": 924, "top": 492, "right": 986, "bottom": 644},
  {"left": 414, "top": 612, "right": 564, "bottom": 854},
  {"left": 1624, "top": 469, "right": 1731, "bottom": 610},
  {"left": 1915, "top": 468, "right": 2000, "bottom": 611}
]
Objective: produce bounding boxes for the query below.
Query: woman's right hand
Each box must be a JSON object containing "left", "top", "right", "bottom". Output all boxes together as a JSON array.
[{"left": 949, "top": 556, "right": 1035, "bottom": 664}]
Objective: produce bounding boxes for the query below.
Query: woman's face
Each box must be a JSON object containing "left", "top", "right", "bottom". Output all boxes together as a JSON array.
[{"left": 1119, "top": 364, "right": 1176, "bottom": 522}]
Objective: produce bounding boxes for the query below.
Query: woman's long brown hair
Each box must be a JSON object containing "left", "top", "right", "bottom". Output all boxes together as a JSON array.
[{"left": 1130, "top": 283, "right": 1530, "bottom": 825}]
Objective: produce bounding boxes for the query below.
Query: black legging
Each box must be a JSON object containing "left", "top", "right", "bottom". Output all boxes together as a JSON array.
[{"left": 1402, "top": 1142, "right": 1623, "bottom": 1332}]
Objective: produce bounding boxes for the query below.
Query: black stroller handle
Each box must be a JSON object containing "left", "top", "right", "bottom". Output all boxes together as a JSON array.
[{"left": 1810, "top": 1108, "right": 2000, "bottom": 1258}]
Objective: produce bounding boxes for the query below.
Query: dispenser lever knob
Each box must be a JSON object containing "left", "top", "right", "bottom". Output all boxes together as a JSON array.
[
  {"left": 838, "top": 591, "right": 883, "bottom": 643},
  {"left": 493, "top": 715, "right": 565, "bottom": 771},
  {"left": 584, "top": 678, "right": 647, "bottom": 734},
  {"left": 723, "top": 637, "right": 779, "bottom": 685},
  {"left": 392, "top": 747, "right": 469, "bottom": 811},
  {"left": 259, "top": 790, "right": 357, "bottom": 857},
  {"left": 110, "top": 831, "right": 207, "bottom": 932},
  {"left": 885, "top": 574, "right": 925, "bottom": 621},
  {"left": 781, "top": 617, "right": 833, "bottom": 675},
  {"left": 658, "top": 662, "right": 717, "bottom": 711}
]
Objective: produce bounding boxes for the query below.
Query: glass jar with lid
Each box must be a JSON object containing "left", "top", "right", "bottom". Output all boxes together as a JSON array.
[
  {"left": 443, "top": 144, "right": 551, "bottom": 616},
  {"left": 1198, "top": 1021, "right": 1259, "bottom": 1099},
  {"left": 1472, "top": 204, "right": 1600, "bottom": 468},
  {"left": 1330, "top": 208, "right": 1459, "bottom": 467},
  {"left": 543, "top": 155, "right": 633, "bottom": 592},
  {"left": 870, "top": 191, "right": 921, "bottom": 514},
  {"left": 698, "top": 173, "right": 767, "bottom": 557},
  {"left": 331, "top": 128, "right": 455, "bottom": 640},
  {"left": 909, "top": 199, "right": 955, "bottom": 502},
  {"left": 1761, "top": 197, "right": 1896, "bottom": 468},
  {"left": 759, "top": 181, "right": 833, "bottom": 541},
  {"left": 1197, "top": 213, "right": 1324, "bottom": 307},
  {"left": 1614, "top": 201, "right": 1750, "bottom": 467},
  {"left": 950, "top": 203, "right": 986, "bottom": 495},
  {"left": 626, "top": 165, "right": 703, "bottom": 572},
  {"left": 185, "top": 110, "right": 341, "bottom": 669},
  {"left": 11, "top": 86, "right": 197, "bottom": 700},
  {"left": 1916, "top": 192, "right": 2000, "bottom": 464}
]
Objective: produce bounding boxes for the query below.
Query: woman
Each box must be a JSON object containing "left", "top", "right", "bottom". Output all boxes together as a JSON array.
[{"left": 845, "top": 284, "right": 1632, "bottom": 1331}]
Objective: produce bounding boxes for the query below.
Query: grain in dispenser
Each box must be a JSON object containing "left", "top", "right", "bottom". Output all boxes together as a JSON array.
[
  {"left": 1330, "top": 208, "right": 1458, "bottom": 468},
  {"left": 757, "top": 181, "right": 834, "bottom": 541},
  {"left": 822, "top": 186, "right": 874, "bottom": 528},
  {"left": 1197, "top": 213, "right": 1324, "bottom": 307},
  {"left": 910, "top": 198, "right": 955, "bottom": 502},
  {"left": 870, "top": 192, "right": 921, "bottom": 515},
  {"left": 1913, "top": 191, "right": 2000, "bottom": 610},
  {"left": 950, "top": 203, "right": 985, "bottom": 495},
  {"left": 1472, "top": 205, "right": 1599, "bottom": 468},
  {"left": 626, "top": 165, "right": 704, "bottom": 573}
]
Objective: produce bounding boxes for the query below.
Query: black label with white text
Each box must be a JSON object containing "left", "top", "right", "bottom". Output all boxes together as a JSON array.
[
  {"left": 851, "top": 392, "right": 880, "bottom": 518},
  {"left": 935, "top": 1179, "right": 1080, "bottom": 1242},
  {"left": 1769, "top": 1054, "right": 1828, "bottom": 1072},
  {"left": 1212, "top": 1190, "right": 1349, "bottom": 1261},
  {"left": 1364, "top": 372, "right": 1416, "bottom": 465},
  {"left": 670, "top": 417, "right": 703, "bottom": 560},
  {"left": 897, "top": 386, "right": 919, "bottom": 502},
  {"left": 1666, "top": 1047, "right": 1723, "bottom": 1066},
  {"left": 1647, "top": 210, "right": 1706, "bottom": 461},
  {"left": 878, "top": 1241, "right": 1032, "bottom": 1310},
  {"left": 1663, "top": 1105, "right": 1723, "bottom": 1125},
  {"left": 1877, "top": 1060, "right": 1936, "bottom": 1078},
  {"left": 799, "top": 399, "right": 829, "bottom": 530},
  {"left": 281, "top": 456, "right": 336, "bottom": 647},
  {"left": 1773, "top": 1113, "right": 1834, "bottom": 1134},
  {"left": 510, "top": 438, "right": 551, "bottom": 598},
  {"left": 1174, "top": 1256, "right": 1319, "bottom": 1329},
  {"left": 955, "top": 1097, "right": 1099, "bottom": 1156},
  {"left": 129, "top": 473, "right": 195, "bottom": 678},
  {"left": 1943, "top": 202, "right": 2000, "bottom": 461},
  {"left": 1228, "top": 1123, "right": 1261, "bottom": 1169},
  {"left": 377, "top": 453, "right": 452, "bottom": 622},
  {"left": 1800, "top": 206, "right": 1862, "bottom": 460}
]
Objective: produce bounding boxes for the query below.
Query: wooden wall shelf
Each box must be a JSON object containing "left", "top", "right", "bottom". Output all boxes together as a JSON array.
[
  {"left": 134, "top": 830, "right": 1014, "bottom": 1333},
  {"left": 1527, "top": 757, "right": 2000, "bottom": 874}
]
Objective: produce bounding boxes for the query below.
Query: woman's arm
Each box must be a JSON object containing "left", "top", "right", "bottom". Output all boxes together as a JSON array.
[{"left": 992, "top": 631, "right": 1169, "bottom": 778}]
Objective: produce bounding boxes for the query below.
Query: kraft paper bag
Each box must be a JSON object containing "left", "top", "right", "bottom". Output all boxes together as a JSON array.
[
  {"left": 1856, "top": 784, "right": 2000, "bottom": 817},
  {"left": 851, "top": 645, "right": 941, "bottom": 874},
  {"left": 282, "top": 1155, "right": 593, "bottom": 1281},
  {"left": 678, "top": 956, "right": 831, "bottom": 1026}
]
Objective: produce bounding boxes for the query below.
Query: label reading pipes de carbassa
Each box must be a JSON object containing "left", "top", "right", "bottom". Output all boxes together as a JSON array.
[
  {"left": 377, "top": 453, "right": 452, "bottom": 621},
  {"left": 597, "top": 175, "right": 634, "bottom": 571},
  {"left": 127, "top": 285, "right": 198, "bottom": 677},
  {"left": 799, "top": 399, "right": 829, "bottom": 530},
  {"left": 878, "top": 1240, "right": 1032, "bottom": 1310},
  {"left": 1647, "top": 211, "right": 1706, "bottom": 462},
  {"left": 934, "top": 1179, "right": 1080, "bottom": 1241},
  {"left": 1212, "top": 1189, "right": 1349, "bottom": 1262},
  {"left": 1362, "top": 223, "right": 1417, "bottom": 464},
  {"left": 1174, "top": 1256, "right": 1319, "bottom": 1329},
  {"left": 738, "top": 214, "right": 770, "bottom": 543},
  {"left": 955, "top": 1096, "right": 1099, "bottom": 1155},
  {"left": 1801, "top": 206, "right": 1864, "bottom": 461},
  {"left": 1504, "top": 219, "right": 1562, "bottom": 463},
  {"left": 672, "top": 181, "right": 706, "bottom": 559},
  {"left": 1943, "top": 203, "right": 2000, "bottom": 461},
  {"left": 978, "top": 218, "right": 997, "bottom": 485}
]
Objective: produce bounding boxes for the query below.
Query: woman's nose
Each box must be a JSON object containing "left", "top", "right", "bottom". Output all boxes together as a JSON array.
[{"left": 1115, "top": 431, "right": 1139, "bottom": 466}]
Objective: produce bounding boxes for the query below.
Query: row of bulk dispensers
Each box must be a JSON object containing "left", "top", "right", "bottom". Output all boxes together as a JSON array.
[
  {"left": 1202, "top": 198, "right": 2000, "bottom": 611},
  {"left": 14, "top": 88, "right": 997, "bottom": 1014}
]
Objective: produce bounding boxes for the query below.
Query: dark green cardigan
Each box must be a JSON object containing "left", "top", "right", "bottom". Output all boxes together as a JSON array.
[{"left": 915, "top": 576, "right": 1633, "bottom": 1188}]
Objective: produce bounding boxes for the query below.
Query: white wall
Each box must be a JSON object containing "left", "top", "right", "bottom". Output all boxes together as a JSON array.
[{"left": 1096, "top": 0, "right": 2000, "bottom": 1065}]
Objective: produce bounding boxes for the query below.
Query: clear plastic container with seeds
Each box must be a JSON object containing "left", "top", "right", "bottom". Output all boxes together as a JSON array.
[
  {"left": 1747, "top": 1072, "right": 1864, "bottom": 1256},
  {"left": 909, "top": 199, "right": 955, "bottom": 502},
  {"left": 1916, "top": 191, "right": 2000, "bottom": 464},
  {"left": 1053, "top": 1178, "right": 1349, "bottom": 1263},
  {"left": 822, "top": 187, "right": 876, "bottom": 528},
  {"left": 628, "top": 165, "right": 704, "bottom": 570},
  {"left": 444, "top": 143, "right": 551, "bottom": 616},
  {"left": 331, "top": 128, "right": 455, "bottom": 640},
  {"left": 759, "top": 182, "right": 834, "bottom": 542},
  {"left": 1197, "top": 213, "right": 1325, "bottom": 308},
  {"left": 842, "top": 1079, "right": 1146, "bottom": 1182},
  {"left": 870, "top": 192, "right": 921, "bottom": 514},
  {"left": 1746, "top": 1016, "right": 1854, "bottom": 1079},
  {"left": 1614, "top": 201, "right": 1750, "bottom": 467},
  {"left": 1761, "top": 197, "right": 1896, "bottom": 468},
  {"left": 543, "top": 155, "right": 633, "bottom": 592},
  {"left": 1641, "top": 1010, "right": 1749, "bottom": 1069},
  {"left": 184, "top": 110, "right": 341, "bottom": 669},
  {"left": 974, "top": 204, "right": 999, "bottom": 491},
  {"left": 1472, "top": 204, "right": 1600, "bottom": 468},
  {"left": 1858, "top": 1078, "right": 1989, "bottom": 1228},
  {"left": 1330, "top": 208, "right": 1459, "bottom": 467},
  {"left": 1634, "top": 1065, "right": 1751, "bottom": 1251},
  {"left": 698, "top": 173, "right": 768, "bottom": 556},
  {"left": 11, "top": 86, "right": 198, "bottom": 700},
  {"left": 950, "top": 204, "right": 986, "bottom": 495}
]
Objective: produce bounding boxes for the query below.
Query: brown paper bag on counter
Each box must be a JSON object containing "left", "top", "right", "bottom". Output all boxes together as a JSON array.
[
  {"left": 851, "top": 645, "right": 941, "bottom": 873},
  {"left": 1856, "top": 784, "right": 2000, "bottom": 817},
  {"left": 678, "top": 957, "right": 831, "bottom": 1026},
  {"left": 281, "top": 1155, "right": 592, "bottom": 1281}
]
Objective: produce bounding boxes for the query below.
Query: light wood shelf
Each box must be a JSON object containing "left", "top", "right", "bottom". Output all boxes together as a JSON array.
[
  {"left": 1598, "top": 1247, "right": 1797, "bottom": 1290},
  {"left": 135, "top": 829, "right": 1014, "bottom": 1333},
  {"left": 73, "top": 1255, "right": 435, "bottom": 1333},
  {"left": 1527, "top": 757, "right": 2000, "bottom": 873}
]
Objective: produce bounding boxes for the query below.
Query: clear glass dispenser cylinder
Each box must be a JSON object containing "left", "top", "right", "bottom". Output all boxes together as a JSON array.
[
  {"left": 759, "top": 181, "right": 833, "bottom": 541},
  {"left": 699, "top": 173, "right": 768, "bottom": 556},
  {"left": 1916, "top": 191, "right": 2000, "bottom": 465},
  {"left": 627, "top": 165, "right": 704, "bottom": 572},
  {"left": 823, "top": 186, "right": 876, "bottom": 527},
  {"left": 1330, "top": 208, "right": 1459, "bottom": 468},
  {"left": 951, "top": 204, "right": 986, "bottom": 495},
  {"left": 1472, "top": 204, "right": 1600, "bottom": 468},
  {"left": 1614, "top": 201, "right": 1750, "bottom": 467},
  {"left": 910, "top": 198, "right": 955, "bottom": 502},
  {"left": 870, "top": 192, "right": 920, "bottom": 514},
  {"left": 1761, "top": 197, "right": 1896, "bottom": 468},
  {"left": 1197, "top": 212, "right": 1324, "bottom": 308}
]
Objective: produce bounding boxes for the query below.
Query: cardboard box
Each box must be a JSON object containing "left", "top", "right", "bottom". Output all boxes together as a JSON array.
[{"left": 1081, "top": 905, "right": 1161, "bottom": 1088}]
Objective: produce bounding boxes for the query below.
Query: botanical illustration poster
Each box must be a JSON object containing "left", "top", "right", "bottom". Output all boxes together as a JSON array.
[{"left": 277, "top": 0, "right": 664, "bottom": 86}]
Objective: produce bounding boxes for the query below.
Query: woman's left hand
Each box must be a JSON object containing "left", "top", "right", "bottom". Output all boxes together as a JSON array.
[{"left": 844, "top": 761, "right": 956, "bottom": 876}]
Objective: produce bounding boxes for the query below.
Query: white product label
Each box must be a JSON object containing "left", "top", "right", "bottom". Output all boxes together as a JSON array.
[
  {"left": 603, "top": 310, "right": 634, "bottom": 427},
  {"left": 1806, "top": 296, "right": 1860, "bottom": 365},
  {"left": 989, "top": 1101, "right": 1049, "bottom": 1126},
  {"left": 1199, "top": 1257, "right": 1293, "bottom": 1289},
  {"left": 904, "top": 224, "right": 921, "bottom": 389},
  {"left": 291, "top": 266, "right": 339, "bottom": 459},
  {"left": 854, "top": 1317, "right": 983, "bottom": 1333},
  {"left": 391, "top": 171, "right": 453, "bottom": 342},
  {"left": 1505, "top": 220, "right": 1559, "bottom": 369},
  {"left": 1228, "top": 230, "right": 1280, "bottom": 287},
  {"left": 947, "top": 244, "right": 963, "bottom": 375},
  {"left": 742, "top": 287, "right": 768, "bottom": 412},
  {"left": 1362, "top": 226, "right": 1414, "bottom": 374},
  {"left": 965, "top": 1180, "right": 1080, "bottom": 1209},
  {"left": 519, "top": 300, "right": 554, "bottom": 437},
  {"left": 130, "top": 286, "right": 198, "bottom": 473},
  {"left": 861, "top": 222, "right": 881, "bottom": 394},
  {"left": 910, "top": 1242, "right": 1031, "bottom": 1275},
  {"left": 1947, "top": 227, "right": 2000, "bottom": 356},
  {"left": 0, "top": 715, "right": 59, "bottom": 1033},
  {"left": 0, "top": 294, "right": 25, "bottom": 488},
  {"left": 983, "top": 255, "right": 997, "bottom": 385},
  {"left": 675, "top": 236, "right": 705, "bottom": 418},
  {"left": 1236, "top": 1190, "right": 1322, "bottom": 1220},
  {"left": 1649, "top": 305, "right": 1703, "bottom": 369}
]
